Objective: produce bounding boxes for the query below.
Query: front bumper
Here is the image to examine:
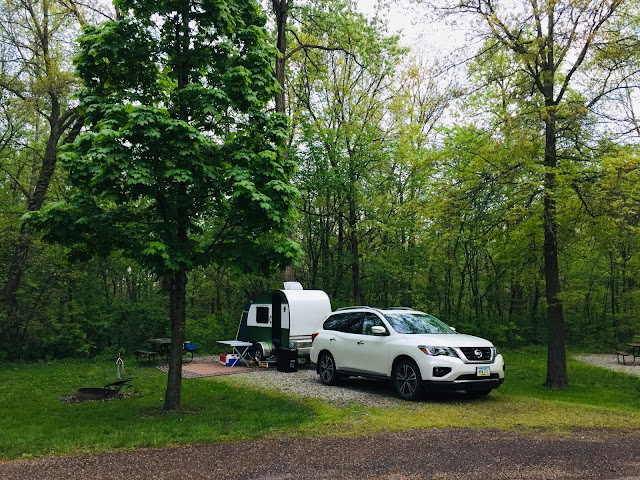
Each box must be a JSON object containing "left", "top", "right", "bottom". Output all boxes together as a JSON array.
[{"left": 423, "top": 375, "right": 504, "bottom": 393}]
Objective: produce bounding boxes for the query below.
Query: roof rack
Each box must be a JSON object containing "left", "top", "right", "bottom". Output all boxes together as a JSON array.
[
  {"left": 335, "top": 306, "right": 373, "bottom": 311},
  {"left": 386, "top": 307, "right": 416, "bottom": 310}
]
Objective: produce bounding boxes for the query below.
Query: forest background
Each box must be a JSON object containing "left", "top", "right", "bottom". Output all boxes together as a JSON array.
[{"left": 2, "top": 0, "right": 640, "bottom": 369}]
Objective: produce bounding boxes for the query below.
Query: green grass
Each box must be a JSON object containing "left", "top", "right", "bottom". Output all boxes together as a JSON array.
[
  {"left": 0, "top": 358, "right": 312, "bottom": 459},
  {"left": 501, "top": 346, "right": 640, "bottom": 410},
  {"left": 1, "top": 347, "right": 640, "bottom": 460}
]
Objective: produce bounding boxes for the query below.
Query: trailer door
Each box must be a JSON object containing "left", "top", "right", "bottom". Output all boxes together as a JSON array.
[{"left": 271, "top": 292, "right": 282, "bottom": 349}]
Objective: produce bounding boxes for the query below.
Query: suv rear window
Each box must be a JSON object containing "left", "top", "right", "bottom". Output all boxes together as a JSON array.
[
  {"left": 384, "top": 313, "right": 455, "bottom": 335},
  {"left": 323, "top": 313, "right": 363, "bottom": 334}
]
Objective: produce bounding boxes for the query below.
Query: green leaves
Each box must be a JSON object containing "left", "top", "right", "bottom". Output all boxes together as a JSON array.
[{"left": 32, "top": 0, "right": 299, "bottom": 282}]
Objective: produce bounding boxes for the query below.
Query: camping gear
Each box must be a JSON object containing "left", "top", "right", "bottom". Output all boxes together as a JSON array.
[
  {"left": 183, "top": 342, "right": 197, "bottom": 362},
  {"left": 219, "top": 353, "right": 240, "bottom": 366},
  {"left": 276, "top": 347, "right": 298, "bottom": 372},
  {"left": 224, "top": 354, "right": 240, "bottom": 367}
]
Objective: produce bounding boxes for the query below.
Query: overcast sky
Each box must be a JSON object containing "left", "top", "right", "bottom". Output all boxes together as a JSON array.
[{"left": 355, "top": 0, "right": 470, "bottom": 60}]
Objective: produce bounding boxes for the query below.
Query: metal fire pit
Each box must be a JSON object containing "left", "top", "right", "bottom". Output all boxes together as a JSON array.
[{"left": 76, "top": 378, "right": 132, "bottom": 401}]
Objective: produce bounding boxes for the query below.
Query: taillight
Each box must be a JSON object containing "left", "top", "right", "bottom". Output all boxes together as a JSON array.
[{"left": 311, "top": 332, "right": 319, "bottom": 342}]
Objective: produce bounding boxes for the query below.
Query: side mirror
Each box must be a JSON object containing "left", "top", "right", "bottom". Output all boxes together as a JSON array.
[{"left": 371, "top": 325, "right": 388, "bottom": 336}]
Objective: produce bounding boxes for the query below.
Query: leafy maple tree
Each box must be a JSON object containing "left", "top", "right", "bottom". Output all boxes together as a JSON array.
[{"left": 29, "top": 0, "right": 300, "bottom": 410}]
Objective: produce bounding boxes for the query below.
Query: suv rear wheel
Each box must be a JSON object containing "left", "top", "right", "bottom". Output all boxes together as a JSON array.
[
  {"left": 318, "top": 351, "right": 339, "bottom": 385},
  {"left": 393, "top": 358, "right": 422, "bottom": 401}
]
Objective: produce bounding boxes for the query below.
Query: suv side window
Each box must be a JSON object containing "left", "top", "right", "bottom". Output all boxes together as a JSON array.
[
  {"left": 323, "top": 312, "right": 363, "bottom": 334},
  {"left": 323, "top": 314, "right": 342, "bottom": 331},
  {"left": 362, "top": 313, "right": 384, "bottom": 335},
  {"left": 345, "top": 313, "right": 363, "bottom": 334}
]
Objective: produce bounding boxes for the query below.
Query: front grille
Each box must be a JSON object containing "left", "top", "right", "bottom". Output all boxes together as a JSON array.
[{"left": 459, "top": 347, "right": 493, "bottom": 362}]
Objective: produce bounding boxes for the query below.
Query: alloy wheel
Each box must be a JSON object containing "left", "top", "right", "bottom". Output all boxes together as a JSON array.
[
  {"left": 394, "top": 360, "right": 421, "bottom": 400},
  {"left": 319, "top": 353, "right": 337, "bottom": 385}
]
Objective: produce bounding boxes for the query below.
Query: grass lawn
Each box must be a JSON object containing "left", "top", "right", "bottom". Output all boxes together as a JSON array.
[{"left": 1, "top": 346, "right": 639, "bottom": 460}]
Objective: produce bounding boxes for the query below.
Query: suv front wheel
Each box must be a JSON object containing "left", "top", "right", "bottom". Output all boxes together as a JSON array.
[{"left": 393, "top": 358, "right": 422, "bottom": 401}]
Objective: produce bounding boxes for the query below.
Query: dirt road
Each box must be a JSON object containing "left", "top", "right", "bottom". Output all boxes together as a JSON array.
[{"left": 1, "top": 428, "right": 639, "bottom": 479}]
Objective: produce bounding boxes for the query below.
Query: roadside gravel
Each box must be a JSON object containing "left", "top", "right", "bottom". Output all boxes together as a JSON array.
[
  {"left": 573, "top": 354, "right": 640, "bottom": 377},
  {"left": 2, "top": 428, "right": 640, "bottom": 479}
]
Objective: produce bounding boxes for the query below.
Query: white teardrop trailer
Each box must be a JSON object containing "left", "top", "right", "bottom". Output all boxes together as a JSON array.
[{"left": 236, "top": 282, "right": 332, "bottom": 363}]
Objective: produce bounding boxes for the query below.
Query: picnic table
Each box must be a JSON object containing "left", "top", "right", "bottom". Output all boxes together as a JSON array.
[
  {"left": 148, "top": 338, "right": 171, "bottom": 358},
  {"left": 135, "top": 338, "right": 196, "bottom": 363},
  {"left": 616, "top": 343, "right": 640, "bottom": 365}
]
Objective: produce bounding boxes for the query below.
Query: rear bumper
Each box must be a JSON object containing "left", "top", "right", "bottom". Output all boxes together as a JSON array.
[
  {"left": 423, "top": 376, "right": 504, "bottom": 393},
  {"left": 291, "top": 339, "right": 312, "bottom": 358}
]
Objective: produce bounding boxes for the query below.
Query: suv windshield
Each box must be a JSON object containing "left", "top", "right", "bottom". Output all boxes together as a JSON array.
[{"left": 384, "top": 313, "right": 456, "bottom": 335}]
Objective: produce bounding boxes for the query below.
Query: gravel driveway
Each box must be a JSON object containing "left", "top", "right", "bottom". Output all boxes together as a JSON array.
[
  {"left": 227, "top": 362, "right": 408, "bottom": 408},
  {"left": 219, "top": 354, "right": 640, "bottom": 407}
]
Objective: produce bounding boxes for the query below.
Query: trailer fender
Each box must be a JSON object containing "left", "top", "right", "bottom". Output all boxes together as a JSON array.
[{"left": 253, "top": 341, "right": 272, "bottom": 363}]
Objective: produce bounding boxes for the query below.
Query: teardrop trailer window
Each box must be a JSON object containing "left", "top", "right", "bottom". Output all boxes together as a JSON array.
[{"left": 256, "top": 307, "right": 270, "bottom": 324}]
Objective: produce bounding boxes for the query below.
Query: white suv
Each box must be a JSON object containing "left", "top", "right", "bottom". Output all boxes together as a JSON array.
[{"left": 309, "top": 307, "right": 505, "bottom": 400}]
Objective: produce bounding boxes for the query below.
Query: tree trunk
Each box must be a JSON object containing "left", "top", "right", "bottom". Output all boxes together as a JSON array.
[
  {"left": 543, "top": 106, "right": 568, "bottom": 389},
  {"left": 2, "top": 107, "right": 72, "bottom": 310},
  {"left": 348, "top": 156, "right": 361, "bottom": 304},
  {"left": 532, "top": 282, "right": 541, "bottom": 339},
  {"left": 2, "top": 227, "right": 33, "bottom": 309},
  {"left": 332, "top": 209, "right": 345, "bottom": 301},
  {"left": 350, "top": 224, "right": 361, "bottom": 304},
  {"left": 163, "top": 6, "right": 190, "bottom": 411},
  {"left": 273, "top": 0, "right": 288, "bottom": 115},
  {"left": 164, "top": 267, "right": 187, "bottom": 411},
  {"left": 321, "top": 194, "right": 330, "bottom": 290},
  {"left": 272, "top": 0, "right": 295, "bottom": 283},
  {"left": 610, "top": 251, "right": 617, "bottom": 328}
]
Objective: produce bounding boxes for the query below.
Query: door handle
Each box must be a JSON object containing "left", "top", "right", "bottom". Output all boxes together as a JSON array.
[
  {"left": 357, "top": 341, "right": 364, "bottom": 345},
  {"left": 329, "top": 338, "right": 336, "bottom": 342}
]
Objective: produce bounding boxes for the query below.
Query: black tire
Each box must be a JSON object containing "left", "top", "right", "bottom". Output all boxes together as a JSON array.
[
  {"left": 393, "top": 358, "right": 422, "bottom": 401},
  {"left": 253, "top": 344, "right": 264, "bottom": 364},
  {"left": 318, "top": 351, "right": 339, "bottom": 386}
]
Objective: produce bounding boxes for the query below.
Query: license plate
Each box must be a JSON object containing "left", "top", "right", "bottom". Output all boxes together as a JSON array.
[{"left": 477, "top": 366, "right": 490, "bottom": 377}]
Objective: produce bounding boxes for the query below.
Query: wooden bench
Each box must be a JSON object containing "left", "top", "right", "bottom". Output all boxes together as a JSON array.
[
  {"left": 134, "top": 350, "right": 159, "bottom": 362},
  {"left": 616, "top": 351, "right": 635, "bottom": 365}
]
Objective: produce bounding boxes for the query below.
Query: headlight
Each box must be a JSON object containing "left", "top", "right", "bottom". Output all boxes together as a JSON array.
[{"left": 418, "top": 346, "right": 458, "bottom": 357}]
